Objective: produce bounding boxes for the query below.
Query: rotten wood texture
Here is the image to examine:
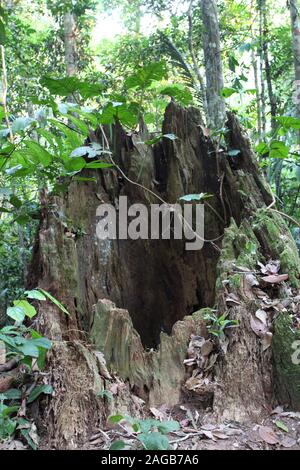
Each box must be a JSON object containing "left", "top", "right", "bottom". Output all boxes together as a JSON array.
[{"left": 28, "top": 102, "right": 300, "bottom": 448}]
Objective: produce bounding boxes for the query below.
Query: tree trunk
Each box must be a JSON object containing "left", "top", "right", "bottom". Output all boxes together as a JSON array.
[
  {"left": 28, "top": 101, "right": 300, "bottom": 448},
  {"left": 258, "top": 0, "right": 267, "bottom": 137},
  {"left": 262, "top": 0, "right": 277, "bottom": 134},
  {"left": 200, "top": 0, "right": 226, "bottom": 130},
  {"left": 290, "top": 0, "right": 300, "bottom": 120},
  {"left": 64, "top": 11, "right": 77, "bottom": 77},
  {"left": 187, "top": 0, "right": 208, "bottom": 120}
]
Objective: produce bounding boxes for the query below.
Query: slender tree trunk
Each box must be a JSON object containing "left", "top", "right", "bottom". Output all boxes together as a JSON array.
[
  {"left": 251, "top": 42, "right": 262, "bottom": 139},
  {"left": 261, "top": 0, "right": 277, "bottom": 134},
  {"left": 200, "top": 0, "right": 225, "bottom": 130},
  {"left": 63, "top": 11, "right": 77, "bottom": 77},
  {"left": 290, "top": 0, "right": 300, "bottom": 120},
  {"left": 258, "top": 0, "right": 266, "bottom": 137},
  {"left": 187, "top": 0, "right": 208, "bottom": 121},
  {"left": 251, "top": 0, "right": 262, "bottom": 139}
]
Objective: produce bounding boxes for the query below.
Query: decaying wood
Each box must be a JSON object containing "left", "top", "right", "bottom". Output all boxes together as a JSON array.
[{"left": 28, "top": 102, "right": 300, "bottom": 448}]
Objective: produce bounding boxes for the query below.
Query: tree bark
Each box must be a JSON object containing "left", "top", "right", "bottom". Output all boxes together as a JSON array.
[
  {"left": 187, "top": 0, "right": 208, "bottom": 120},
  {"left": 258, "top": 0, "right": 267, "bottom": 137},
  {"left": 200, "top": 0, "right": 226, "bottom": 130},
  {"left": 262, "top": 0, "right": 277, "bottom": 134},
  {"left": 63, "top": 11, "right": 77, "bottom": 77},
  {"left": 290, "top": 0, "right": 300, "bottom": 120}
]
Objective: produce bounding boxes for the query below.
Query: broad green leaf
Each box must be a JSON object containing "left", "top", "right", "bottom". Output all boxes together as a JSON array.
[
  {"left": 25, "top": 290, "right": 46, "bottom": 301},
  {"left": 64, "top": 157, "right": 86, "bottom": 172},
  {"left": 125, "top": 62, "right": 167, "bottom": 90},
  {"left": 269, "top": 140, "right": 289, "bottom": 159},
  {"left": 2, "top": 405, "right": 19, "bottom": 417},
  {"left": 160, "top": 84, "right": 193, "bottom": 106},
  {"left": 27, "top": 384, "right": 53, "bottom": 404},
  {"left": 108, "top": 414, "right": 124, "bottom": 423},
  {"left": 3, "top": 389, "right": 21, "bottom": 400},
  {"left": 19, "top": 428, "right": 38, "bottom": 450},
  {"left": 66, "top": 114, "right": 89, "bottom": 135},
  {"left": 99, "top": 102, "right": 139, "bottom": 128},
  {"left": 31, "top": 337, "right": 52, "bottom": 350},
  {"left": 137, "top": 432, "right": 170, "bottom": 450},
  {"left": 156, "top": 420, "right": 180, "bottom": 434},
  {"left": 23, "top": 140, "right": 53, "bottom": 167},
  {"left": 13, "top": 300, "right": 37, "bottom": 319},
  {"left": 49, "top": 119, "right": 83, "bottom": 150},
  {"left": 110, "top": 440, "right": 126, "bottom": 450},
  {"left": 6, "top": 306, "right": 25, "bottom": 322},
  {"left": 41, "top": 76, "right": 103, "bottom": 100},
  {"left": 9, "top": 195, "right": 22, "bottom": 209},
  {"left": 256, "top": 142, "right": 269, "bottom": 155},
  {"left": 17, "top": 341, "right": 39, "bottom": 358},
  {"left": 275, "top": 116, "right": 300, "bottom": 130},
  {"left": 221, "top": 87, "right": 237, "bottom": 98}
]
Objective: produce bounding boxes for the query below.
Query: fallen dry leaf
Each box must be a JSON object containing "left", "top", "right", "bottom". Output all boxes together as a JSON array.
[
  {"left": 255, "top": 309, "right": 267, "bottom": 325},
  {"left": 261, "top": 332, "right": 273, "bottom": 351},
  {"left": 261, "top": 274, "right": 288, "bottom": 284},
  {"left": 245, "top": 274, "right": 259, "bottom": 287},
  {"left": 212, "top": 431, "right": 229, "bottom": 440},
  {"left": 250, "top": 316, "right": 268, "bottom": 337},
  {"left": 280, "top": 436, "right": 297, "bottom": 448},
  {"left": 258, "top": 426, "right": 279, "bottom": 445},
  {"left": 150, "top": 407, "right": 167, "bottom": 421},
  {"left": 201, "top": 340, "right": 214, "bottom": 357},
  {"left": 258, "top": 260, "right": 280, "bottom": 275}
]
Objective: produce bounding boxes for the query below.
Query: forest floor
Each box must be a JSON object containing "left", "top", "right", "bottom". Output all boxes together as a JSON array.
[{"left": 85, "top": 404, "right": 300, "bottom": 451}]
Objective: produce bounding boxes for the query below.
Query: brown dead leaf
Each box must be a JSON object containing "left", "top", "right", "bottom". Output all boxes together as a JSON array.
[
  {"left": 252, "top": 287, "right": 269, "bottom": 299},
  {"left": 201, "top": 430, "right": 215, "bottom": 440},
  {"left": 280, "top": 436, "right": 297, "bottom": 448},
  {"left": 150, "top": 407, "right": 166, "bottom": 421},
  {"left": 258, "top": 426, "right": 279, "bottom": 445},
  {"left": 201, "top": 340, "right": 214, "bottom": 357},
  {"left": 255, "top": 309, "right": 267, "bottom": 325},
  {"left": 270, "top": 405, "right": 284, "bottom": 415},
  {"left": 261, "top": 274, "right": 288, "bottom": 284},
  {"left": 245, "top": 274, "right": 259, "bottom": 287},
  {"left": 250, "top": 316, "right": 268, "bottom": 337},
  {"left": 258, "top": 260, "right": 280, "bottom": 275},
  {"left": 212, "top": 431, "right": 230, "bottom": 440},
  {"left": 261, "top": 332, "right": 273, "bottom": 351}
]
